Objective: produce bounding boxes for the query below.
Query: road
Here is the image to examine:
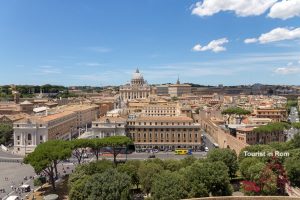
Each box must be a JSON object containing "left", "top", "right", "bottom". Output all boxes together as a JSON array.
[
  {"left": 201, "top": 129, "right": 217, "bottom": 151},
  {"left": 289, "top": 107, "right": 299, "bottom": 123},
  {"left": 286, "top": 107, "right": 300, "bottom": 141}
]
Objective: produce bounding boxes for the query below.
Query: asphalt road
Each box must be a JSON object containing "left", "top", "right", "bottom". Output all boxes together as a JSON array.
[
  {"left": 201, "top": 130, "right": 217, "bottom": 151},
  {"left": 289, "top": 107, "right": 299, "bottom": 123}
]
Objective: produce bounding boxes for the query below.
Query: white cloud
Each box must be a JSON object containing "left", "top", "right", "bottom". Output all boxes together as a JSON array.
[
  {"left": 244, "top": 38, "right": 258, "bottom": 44},
  {"left": 274, "top": 67, "right": 300, "bottom": 74},
  {"left": 191, "top": 0, "right": 277, "bottom": 17},
  {"left": 244, "top": 27, "right": 300, "bottom": 44},
  {"left": 192, "top": 38, "right": 229, "bottom": 53},
  {"left": 38, "top": 66, "right": 61, "bottom": 74},
  {"left": 268, "top": 0, "right": 300, "bottom": 19},
  {"left": 77, "top": 62, "right": 103, "bottom": 67}
]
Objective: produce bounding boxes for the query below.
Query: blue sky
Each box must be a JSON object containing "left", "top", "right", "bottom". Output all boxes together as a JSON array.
[{"left": 0, "top": 0, "right": 300, "bottom": 86}]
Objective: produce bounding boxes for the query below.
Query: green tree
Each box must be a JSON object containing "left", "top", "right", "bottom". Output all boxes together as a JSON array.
[
  {"left": 151, "top": 171, "right": 188, "bottom": 200},
  {"left": 184, "top": 160, "right": 232, "bottom": 196},
  {"left": 24, "top": 140, "right": 72, "bottom": 190},
  {"left": 285, "top": 153, "right": 300, "bottom": 187},
  {"left": 69, "top": 176, "right": 91, "bottom": 200},
  {"left": 0, "top": 124, "right": 13, "bottom": 145},
  {"left": 88, "top": 138, "right": 104, "bottom": 161},
  {"left": 101, "top": 136, "right": 132, "bottom": 166},
  {"left": 69, "top": 139, "right": 90, "bottom": 164},
  {"left": 291, "top": 132, "right": 300, "bottom": 149},
  {"left": 117, "top": 160, "right": 141, "bottom": 189},
  {"left": 163, "top": 159, "right": 182, "bottom": 172},
  {"left": 239, "top": 157, "right": 265, "bottom": 180},
  {"left": 180, "top": 155, "right": 197, "bottom": 168},
  {"left": 82, "top": 168, "right": 131, "bottom": 200},
  {"left": 221, "top": 107, "right": 251, "bottom": 124},
  {"left": 138, "top": 162, "right": 163, "bottom": 195},
  {"left": 68, "top": 159, "right": 114, "bottom": 189},
  {"left": 207, "top": 148, "right": 238, "bottom": 178}
]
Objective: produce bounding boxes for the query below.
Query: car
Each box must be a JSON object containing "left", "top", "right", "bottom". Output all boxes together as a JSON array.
[
  {"left": 148, "top": 154, "right": 156, "bottom": 158},
  {"left": 153, "top": 149, "right": 159, "bottom": 153},
  {"left": 205, "top": 147, "right": 209, "bottom": 152},
  {"left": 6, "top": 196, "right": 20, "bottom": 200}
]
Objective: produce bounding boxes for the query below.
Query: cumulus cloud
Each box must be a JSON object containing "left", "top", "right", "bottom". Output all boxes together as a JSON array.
[
  {"left": 268, "top": 0, "right": 300, "bottom": 19},
  {"left": 244, "top": 27, "right": 300, "bottom": 44},
  {"left": 192, "top": 38, "right": 229, "bottom": 53},
  {"left": 191, "top": 0, "right": 277, "bottom": 17}
]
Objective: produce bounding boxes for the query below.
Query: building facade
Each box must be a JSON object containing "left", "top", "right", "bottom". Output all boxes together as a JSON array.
[
  {"left": 119, "top": 68, "right": 151, "bottom": 101},
  {"left": 13, "top": 111, "right": 77, "bottom": 155},
  {"left": 255, "top": 108, "right": 287, "bottom": 122},
  {"left": 168, "top": 78, "right": 192, "bottom": 97},
  {"left": 127, "top": 115, "right": 201, "bottom": 150},
  {"left": 236, "top": 127, "right": 286, "bottom": 145},
  {"left": 92, "top": 116, "right": 127, "bottom": 138}
]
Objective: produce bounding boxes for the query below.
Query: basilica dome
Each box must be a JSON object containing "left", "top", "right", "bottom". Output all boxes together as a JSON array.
[{"left": 132, "top": 68, "right": 143, "bottom": 80}]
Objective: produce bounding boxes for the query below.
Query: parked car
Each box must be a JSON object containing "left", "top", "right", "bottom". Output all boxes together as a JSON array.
[
  {"left": 205, "top": 147, "right": 209, "bottom": 152},
  {"left": 148, "top": 154, "right": 156, "bottom": 158}
]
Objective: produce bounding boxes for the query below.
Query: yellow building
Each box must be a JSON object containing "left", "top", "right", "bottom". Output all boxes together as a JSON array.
[{"left": 127, "top": 115, "right": 201, "bottom": 150}]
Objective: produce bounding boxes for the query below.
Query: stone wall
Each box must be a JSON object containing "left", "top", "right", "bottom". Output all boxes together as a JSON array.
[{"left": 197, "top": 112, "right": 248, "bottom": 154}]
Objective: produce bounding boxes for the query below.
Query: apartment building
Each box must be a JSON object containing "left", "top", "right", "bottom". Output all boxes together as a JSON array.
[
  {"left": 141, "top": 103, "right": 180, "bottom": 117},
  {"left": 13, "top": 111, "right": 77, "bottom": 155},
  {"left": 127, "top": 115, "right": 201, "bottom": 150},
  {"left": 254, "top": 108, "right": 287, "bottom": 122},
  {"left": 236, "top": 127, "right": 286, "bottom": 145}
]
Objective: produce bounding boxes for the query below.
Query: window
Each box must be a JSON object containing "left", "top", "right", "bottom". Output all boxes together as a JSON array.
[
  {"left": 40, "top": 136, "right": 43, "bottom": 141},
  {"left": 28, "top": 134, "right": 32, "bottom": 141},
  {"left": 17, "top": 136, "right": 20, "bottom": 140}
]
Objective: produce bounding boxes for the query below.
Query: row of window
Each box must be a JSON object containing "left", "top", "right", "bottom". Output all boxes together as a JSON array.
[
  {"left": 128, "top": 122, "right": 192, "bottom": 126},
  {"left": 135, "top": 139, "right": 198, "bottom": 143},
  {"left": 16, "top": 134, "right": 43, "bottom": 141},
  {"left": 129, "top": 128, "right": 198, "bottom": 131},
  {"left": 132, "top": 133, "right": 198, "bottom": 138}
]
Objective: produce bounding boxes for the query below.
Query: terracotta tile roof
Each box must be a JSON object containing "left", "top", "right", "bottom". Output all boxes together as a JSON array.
[{"left": 40, "top": 111, "right": 75, "bottom": 122}]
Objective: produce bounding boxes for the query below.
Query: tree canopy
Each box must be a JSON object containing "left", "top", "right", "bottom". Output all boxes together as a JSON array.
[
  {"left": 151, "top": 171, "right": 188, "bottom": 200},
  {"left": 0, "top": 124, "right": 13, "bottom": 145},
  {"left": 82, "top": 168, "right": 131, "bottom": 200},
  {"left": 207, "top": 148, "right": 238, "bottom": 178},
  {"left": 24, "top": 140, "right": 72, "bottom": 190},
  {"left": 253, "top": 122, "right": 290, "bottom": 134}
]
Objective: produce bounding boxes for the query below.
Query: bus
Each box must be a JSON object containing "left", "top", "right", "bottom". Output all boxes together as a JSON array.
[{"left": 175, "top": 148, "right": 192, "bottom": 155}]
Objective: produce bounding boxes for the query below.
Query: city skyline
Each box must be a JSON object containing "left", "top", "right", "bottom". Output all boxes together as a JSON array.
[{"left": 0, "top": 0, "right": 300, "bottom": 86}]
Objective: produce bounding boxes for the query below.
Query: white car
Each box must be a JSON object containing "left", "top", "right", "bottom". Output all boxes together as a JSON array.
[{"left": 205, "top": 147, "right": 209, "bottom": 152}]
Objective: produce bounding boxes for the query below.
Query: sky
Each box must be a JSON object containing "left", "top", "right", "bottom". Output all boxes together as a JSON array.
[{"left": 0, "top": 0, "right": 300, "bottom": 86}]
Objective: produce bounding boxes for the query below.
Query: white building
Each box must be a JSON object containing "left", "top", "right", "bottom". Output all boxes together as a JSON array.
[
  {"left": 119, "top": 68, "right": 151, "bottom": 101},
  {"left": 13, "top": 111, "right": 77, "bottom": 155},
  {"left": 92, "top": 116, "right": 127, "bottom": 138}
]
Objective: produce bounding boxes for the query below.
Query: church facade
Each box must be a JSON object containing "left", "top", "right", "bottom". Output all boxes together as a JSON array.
[{"left": 119, "top": 68, "right": 151, "bottom": 101}]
